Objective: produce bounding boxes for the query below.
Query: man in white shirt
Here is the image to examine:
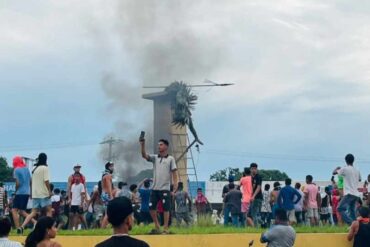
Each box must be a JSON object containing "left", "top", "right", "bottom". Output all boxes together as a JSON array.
[
  {"left": 69, "top": 175, "right": 85, "bottom": 231},
  {"left": 0, "top": 217, "right": 22, "bottom": 247},
  {"left": 334, "top": 153, "right": 362, "bottom": 225}
]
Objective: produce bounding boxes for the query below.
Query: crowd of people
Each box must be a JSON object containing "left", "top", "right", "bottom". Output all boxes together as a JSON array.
[
  {"left": 220, "top": 154, "right": 370, "bottom": 230},
  {"left": 0, "top": 137, "right": 369, "bottom": 247}
]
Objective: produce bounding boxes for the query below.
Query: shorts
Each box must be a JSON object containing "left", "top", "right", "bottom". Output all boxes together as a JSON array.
[
  {"left": 241, "top": 202, "right": 250, "bottom": 213},
  {"left": 70, "top": 205, "right": 84, "bottom": 215},
  {"left": 320, "top": 213, "right": 330, "bottom": 221},
  {"left": 287, "top": 209, "right": 296, "bottom": 223},
  {"left": 307, "top": 208, "right": 319, "bottom": 219},
  {"left": 94, "top": 204, "right": 105, "bottom": 219},
  {"left": 13, "top": 194, "right": 30, "bottom": 211},
  {"left": 149, "top": 190, "right": 171, "bottom": 211},
  {"left": 320, "top": 207, "right": 330, "bottom": 215},
  {"left": 100, "top": 192, "right": 110, "bottom": 206},
  {"left": 33, "top": 198, "right": 51, "bottom": 209}
]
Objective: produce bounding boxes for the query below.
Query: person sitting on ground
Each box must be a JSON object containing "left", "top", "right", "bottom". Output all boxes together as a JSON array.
[
  {"left": 347, "top": 206, "right": 370, "bottom": 247},
  {"left": 260, "top": 208, "right": 296, "bottom": 247},
  {"left": 95, "top": 197, "right": 150, "bottom": 247},
  {"left": 25, "top": 216, "right": 61, "bottom": 247},
  {"left": 0, "top": 217, "right": 23, "bottom": 247}
]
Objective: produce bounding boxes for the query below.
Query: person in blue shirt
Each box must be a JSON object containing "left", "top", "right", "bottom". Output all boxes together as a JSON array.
[
  {"left": 277, "top": 178, "right": 302, "bottom": 225},
  {"left": 138, "top": 178, "right": 152, "bottom": 225},
  {"left": 11, "top": 156, "right": 36, "bottom": 232}
]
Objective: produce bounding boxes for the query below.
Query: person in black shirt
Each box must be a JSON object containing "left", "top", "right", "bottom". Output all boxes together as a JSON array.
[
  {"left": 95, "top": 197, "right": 150, "bottom": 247},
  {"left": 250, "top": 163, "right": 263, "bottom": 227},
  {"left": 222, "top": 175, "right": 235, "bottom": 226},
  {"left": 224, "top": 183, "right": 243, "bottom": 227},
  {"left": 222, "top": 176, "right": 235, "bottom": 198},
  {"left": 348, "top": 206, "right": 370, "bottom": 247}
]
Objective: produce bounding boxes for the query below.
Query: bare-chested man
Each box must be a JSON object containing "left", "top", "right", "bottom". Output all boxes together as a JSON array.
[{"left": 100, "top": 162, "right": 114, "bottom": 228}]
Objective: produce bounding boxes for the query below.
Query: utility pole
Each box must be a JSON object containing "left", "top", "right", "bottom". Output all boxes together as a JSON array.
[
  {"left": 23, "top": 157, "right": 35, "bottom": 169},
  {"left": 100, "top": 137, "right": 123, "bottom": 162}
]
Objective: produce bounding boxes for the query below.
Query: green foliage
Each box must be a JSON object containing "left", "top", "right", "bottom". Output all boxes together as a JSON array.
[
  {"left": 209, "top": 167, "right": 289, "bottom": 181},
  {"left": 0, "top": 157, "right": 13, "bottom": 182},
  {"left": 196, "top": 214, "right": 214, "bottom": 227},
  {"left": 258, "top": 169, "right": 289, "bottom": 181}
]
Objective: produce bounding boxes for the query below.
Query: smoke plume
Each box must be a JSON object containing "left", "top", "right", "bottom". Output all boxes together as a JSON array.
[{"left": 95, "top": 0, "right": 226, "bottom": 181}]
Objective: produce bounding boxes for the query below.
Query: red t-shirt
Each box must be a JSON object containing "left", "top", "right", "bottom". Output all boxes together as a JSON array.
[
  {"left": 240, "top": 176, "right": 252, "bottom": 203},
  {"left": 71, "top": 173, "right": 86, "bottom": 185}
]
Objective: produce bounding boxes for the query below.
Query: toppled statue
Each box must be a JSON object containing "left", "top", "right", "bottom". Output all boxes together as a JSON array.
[{"left": 165, "top": 81, "right": 203, "bottom": 145}]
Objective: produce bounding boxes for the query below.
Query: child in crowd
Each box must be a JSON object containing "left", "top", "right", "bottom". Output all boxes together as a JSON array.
[{"left": 261, "top": 184, "right": 272, "bottom": 228}]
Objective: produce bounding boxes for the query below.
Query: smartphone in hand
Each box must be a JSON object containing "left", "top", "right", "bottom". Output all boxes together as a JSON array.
[{"left": 139, "top": 131, "right": 145, "bottom": 141}]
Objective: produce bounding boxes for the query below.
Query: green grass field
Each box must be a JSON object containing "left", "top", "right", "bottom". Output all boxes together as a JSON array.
[{"left": 12, "top": 225, "right": 349, "bottom": 236}]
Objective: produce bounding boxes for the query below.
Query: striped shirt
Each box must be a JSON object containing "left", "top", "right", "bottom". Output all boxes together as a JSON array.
[
  {"left": 0, "top": 187, "right": 5, "bottom": 209},
  {"left": 0, "top": 238, "right": 23, "bottom": 247}
]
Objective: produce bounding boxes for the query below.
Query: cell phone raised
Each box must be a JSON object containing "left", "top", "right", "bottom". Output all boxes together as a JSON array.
[{"left": 139, "top": 131, "right": 145, "bottom": 141}]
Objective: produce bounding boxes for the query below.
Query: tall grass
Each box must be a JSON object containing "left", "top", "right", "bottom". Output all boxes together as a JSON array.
[
  {"left": 196, "top": 214, "right": 214, "bottom": 227},
  {"left": 12, "top": 225, "right": 349, "bottom": 236}
]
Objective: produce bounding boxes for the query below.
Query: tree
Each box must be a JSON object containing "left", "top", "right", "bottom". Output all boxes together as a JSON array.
[
  {"left": 0, "top": 157, "right": 14, "bottom": 182},
  {"left": 209, "top": 167, "right": 289, "bottom": 181}
]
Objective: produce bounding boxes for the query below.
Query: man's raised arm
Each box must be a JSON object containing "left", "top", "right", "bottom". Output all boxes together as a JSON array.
[{"left": 140, "top": 139, "right": 150, "bottom": 161}]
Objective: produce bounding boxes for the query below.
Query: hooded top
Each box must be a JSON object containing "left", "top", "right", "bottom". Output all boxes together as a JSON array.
[{"left": 13, "top": 156, "right": 26, "bottom": 169}]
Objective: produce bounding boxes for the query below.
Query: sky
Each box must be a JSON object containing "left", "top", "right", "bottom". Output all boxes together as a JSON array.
[{"left": 1, "top": 0, "right": 370, "bottom": 183}]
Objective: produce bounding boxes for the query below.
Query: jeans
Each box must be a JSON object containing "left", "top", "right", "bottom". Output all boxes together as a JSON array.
[
  {"left": 295, "top": 211, "right": 303, "bottom": 225},
  {"left": 261, "top": 212, "right": 272, "bottom": 228},
  {"left": 337, "top": 194, "right": 359, "bottom": 225},
  {"left": 231, "top": 214, "right": 240, "bottom": 227},
  {"left": 223, "top": 206, "right": 231, "bottom": 226},
  {"left": 251, "top": 199, "right": 262, "bottom": 227}
]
